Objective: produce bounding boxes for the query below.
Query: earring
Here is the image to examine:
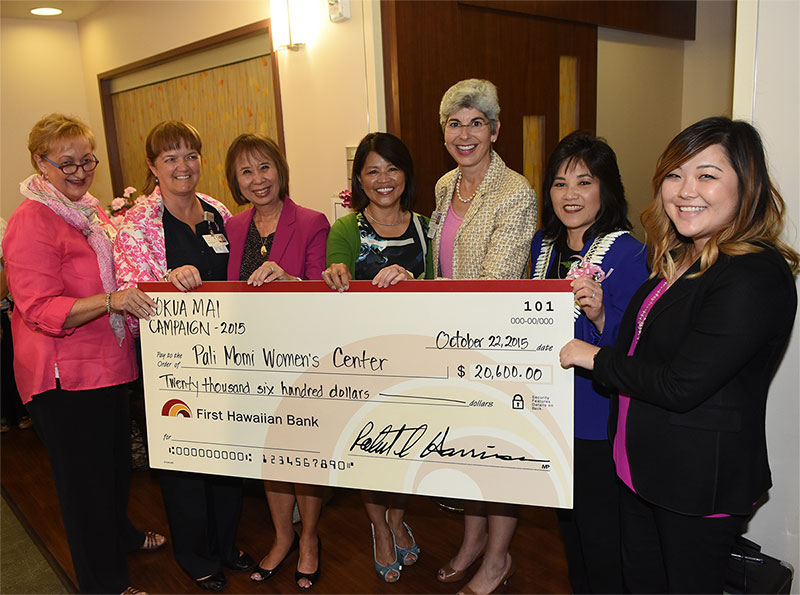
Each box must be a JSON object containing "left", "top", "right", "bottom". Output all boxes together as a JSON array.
[{"left": 155, "top": 177, "right": 159, "bottom": 184}]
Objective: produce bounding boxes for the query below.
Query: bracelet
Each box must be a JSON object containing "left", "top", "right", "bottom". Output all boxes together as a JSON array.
[
  {"left": 105, "top": 292, "right": 112, "bottom": 314},
  {"left": 163, "top": 269, "right": 173, "bottom": 282}
]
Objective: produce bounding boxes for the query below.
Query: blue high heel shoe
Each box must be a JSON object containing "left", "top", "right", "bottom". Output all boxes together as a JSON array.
[
  {"left": 371, "top": 523, "right": 402, "bottom": 582},
  {"left": 394, "top": 521, "right": 420, "bottom": 566}
]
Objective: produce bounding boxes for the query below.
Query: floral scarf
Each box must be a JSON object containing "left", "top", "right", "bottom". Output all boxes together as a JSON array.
[{"left": 20, "top": 174, "right": 125, "bottom": 344}]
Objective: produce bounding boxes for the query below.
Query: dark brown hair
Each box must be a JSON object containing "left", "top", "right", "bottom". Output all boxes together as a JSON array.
[{"left": 224, "top": 134, "right": 289, "bottom": 206}]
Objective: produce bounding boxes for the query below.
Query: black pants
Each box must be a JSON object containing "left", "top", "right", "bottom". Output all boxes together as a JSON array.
[
  {"left": 160, "top": 470, "right": 243, "bottom": 579},
  {"left": 1, "top": 310, "right": 26, "bottom": 424},
  {"left": 620, "top": 487, "right": 743, "bottom": 593},
  {"left": 557, "top": 438, "right": 624, "bottom": 594},
  {"left": 26, "top": 384, "right": 144, "bottom": 593}
]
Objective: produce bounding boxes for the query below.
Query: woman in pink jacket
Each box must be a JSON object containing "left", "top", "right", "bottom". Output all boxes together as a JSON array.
[
  {"left": 2, "top": 113, "right": 162, "bottom": 595},
  {"left": 224, "top": 133, "right": 329, "bottom": 590}
]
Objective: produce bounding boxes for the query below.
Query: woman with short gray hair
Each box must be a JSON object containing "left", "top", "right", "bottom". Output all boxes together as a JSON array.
[
  {"left": 432, "top": 79, "right": 536, "bottom": 593},
  {"left": 432, "top": 78, "right": 536, "bottom": 280}
]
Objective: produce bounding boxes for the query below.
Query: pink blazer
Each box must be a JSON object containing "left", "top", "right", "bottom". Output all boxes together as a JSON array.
[
  {"left": 2, "top": 200, "right": 137, "bottom": 402},
  {"left": 226, "top": 197, "right": 329, "bottom": 281}
]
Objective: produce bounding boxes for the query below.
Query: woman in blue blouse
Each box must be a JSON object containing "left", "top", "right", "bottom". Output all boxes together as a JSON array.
[{"left": 530, "top": 131, "right": 648, "bottom": 593}]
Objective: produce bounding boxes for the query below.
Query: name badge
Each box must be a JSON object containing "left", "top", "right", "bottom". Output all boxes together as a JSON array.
[
  {"left": 203, "top": 233, "right": 229, "bottom": 253},
  {"left": 428, "top": 210, "right": 445, "bottom": 239}
]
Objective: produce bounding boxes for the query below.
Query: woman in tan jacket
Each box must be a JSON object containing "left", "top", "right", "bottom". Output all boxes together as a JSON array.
[{"left": 431, "top": 79, "right": 537, "bottom": 594}]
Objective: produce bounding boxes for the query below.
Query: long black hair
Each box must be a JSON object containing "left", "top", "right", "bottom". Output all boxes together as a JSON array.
[{"left": 540, "top": 131, "right": 631, "bottom": 244}]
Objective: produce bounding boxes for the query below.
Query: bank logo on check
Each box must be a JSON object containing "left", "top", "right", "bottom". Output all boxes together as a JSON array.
[{"left": 162, "top": 398, "right": 192, "bottom": 418}]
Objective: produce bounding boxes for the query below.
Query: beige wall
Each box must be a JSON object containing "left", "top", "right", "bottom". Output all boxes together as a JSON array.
[
  {"left": 596, "top": 29, "right": 684, "bottom": 238},
  {"left": 274, "top": 0, "right": 380, "bottom": 218},
  {"left": 75, "top": 0, "right": 269, "bottom": 209},
  {"left": 1, "top": 0, "right": 382, "bottom": 222},
  {"left": 732, "top": 0, "right": 800, "bottom": 576},
  {"left": 681, "top": 0, "right": 736, "bottom": 127},
  {"left": 0, "top": 19, "right": 90, "bottom": 218},
  {"left": 596, "top": 0, "right": 736, "bottom": 239}
]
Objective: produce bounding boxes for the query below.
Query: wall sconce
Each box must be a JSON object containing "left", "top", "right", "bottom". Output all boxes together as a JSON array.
[{"left": 271, "top": 0, "right": 307, "bottom": 51}]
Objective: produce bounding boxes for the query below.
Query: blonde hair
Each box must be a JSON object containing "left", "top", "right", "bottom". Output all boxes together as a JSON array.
[
  {"left": 143, "top": 121, "right": 203, "bottom": 194},
  {"left": 28, "top": 113, "right": 95, "bottom": 171},
  {"left": 643, "top": 117, "right": 799, "bottom": 280}
]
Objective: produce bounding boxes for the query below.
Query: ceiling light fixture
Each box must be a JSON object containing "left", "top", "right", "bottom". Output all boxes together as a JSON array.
[{"left": 31, "top": 7, "right": 63, "bottom": 16}]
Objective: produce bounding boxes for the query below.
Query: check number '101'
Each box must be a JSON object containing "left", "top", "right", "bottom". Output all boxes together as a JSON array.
[{"left": 524, "top": 300, "right": 554, "bottom": 312}]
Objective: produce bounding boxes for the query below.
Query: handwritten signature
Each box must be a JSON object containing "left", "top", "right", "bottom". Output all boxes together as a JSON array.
[{"left": 349, "top": 422, "right": 547, "bottom": 463}]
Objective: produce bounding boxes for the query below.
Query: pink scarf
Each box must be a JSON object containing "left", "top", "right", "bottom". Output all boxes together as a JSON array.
[{"left": 20, "top": 174, "right": 125, "bottom": 344}]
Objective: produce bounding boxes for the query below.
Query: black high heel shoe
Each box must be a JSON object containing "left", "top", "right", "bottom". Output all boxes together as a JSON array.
[
  {"left": 195, "top": 570, "right": 226, "bottom": 592},
  {"left": 249, "top": 533, "right": 299, "bottom": 583},
  {"left": 295, "top": 537, "right": 322, "bottom": 590}
]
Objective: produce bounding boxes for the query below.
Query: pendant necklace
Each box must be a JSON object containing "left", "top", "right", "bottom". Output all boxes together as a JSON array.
[{"left": 364, "top": 208, "right": 407, "bottom": 227}]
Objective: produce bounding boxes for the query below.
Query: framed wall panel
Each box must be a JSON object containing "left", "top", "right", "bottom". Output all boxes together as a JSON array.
[{"left": 98, "top": 20, "right": 284, "bottom": 213}]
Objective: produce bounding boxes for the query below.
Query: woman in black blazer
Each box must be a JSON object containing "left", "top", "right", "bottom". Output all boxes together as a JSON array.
[{"left": 560, "top": 117, "right": 798, "bottom": 593}]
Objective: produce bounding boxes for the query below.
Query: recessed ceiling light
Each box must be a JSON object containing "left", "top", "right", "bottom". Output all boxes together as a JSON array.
[{"left": 31, "top": 7, "right": 63, "bottom": 16}]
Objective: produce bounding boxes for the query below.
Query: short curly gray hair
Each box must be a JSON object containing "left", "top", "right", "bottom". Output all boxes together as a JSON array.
[{"left": 439, "top": 79, "right": 500, "bottom": 134}]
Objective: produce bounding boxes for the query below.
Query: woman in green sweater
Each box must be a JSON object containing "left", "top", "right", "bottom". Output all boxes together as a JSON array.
[
  {"left": 322, "top": 133, "right": 432, "bottom": 583},
  {"left": 324, "top": 133, "right": 432, "bottom": 292}
]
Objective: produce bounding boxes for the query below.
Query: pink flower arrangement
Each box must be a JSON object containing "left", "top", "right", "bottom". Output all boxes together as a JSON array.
[
  {"left": 565, "top": 256, "right": 613, "bottom": 282},
  {"left": 338, "top": 189, "right": 352, "bottom": 209},
  {"left": 107, "top": 186, "right": 141, "bottom": 228}
]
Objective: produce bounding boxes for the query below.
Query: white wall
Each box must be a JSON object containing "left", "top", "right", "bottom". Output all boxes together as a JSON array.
[
  {"left": 733, "top": 0, "right": 800, "bottom": 581},
  {"left": 0, "top": 19, "right": 90, "bottom": 218}
]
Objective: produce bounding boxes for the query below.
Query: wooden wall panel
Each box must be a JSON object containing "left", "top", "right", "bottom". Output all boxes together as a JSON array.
[
  {"left": 559, "top": 56, "right": 580, "bottom": 140},
  {"left": 382, "top": 0, "right": 597, "bottom": 216}
]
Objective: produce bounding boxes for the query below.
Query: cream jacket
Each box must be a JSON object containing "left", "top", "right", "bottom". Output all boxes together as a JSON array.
[{"left": 432, "top": 151, "right": 537, "bottom": 279}]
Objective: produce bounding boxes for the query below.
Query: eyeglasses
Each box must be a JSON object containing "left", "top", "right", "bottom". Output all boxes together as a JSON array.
[
  {"left": 40, "top": 154, "right": 100, "bottom": 175},
  {"left": 445, "top": 119, "right": 492, "bottom": 132}
]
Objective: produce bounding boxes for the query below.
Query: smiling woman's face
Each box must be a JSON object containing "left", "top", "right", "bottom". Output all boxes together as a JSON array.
[
  {"left": 443, "top": 107, "right": 499, "bottom": 171},
  {"left": 148, "top": 141, "right": 202, "bottom": 200},
  {"left": 358, "top": 151, "right": 406, "bottom": 210},
  {"left": 234, "top": 150, "right": 282, "bottom": 208},
  {"left": 35, "top": 137, "right": 96, "bottom": 202},
  {"left": 660, "top": 144, "right": 740, "bottom": 251}
]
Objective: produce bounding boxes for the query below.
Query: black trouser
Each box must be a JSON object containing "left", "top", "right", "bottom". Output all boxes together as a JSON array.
[
  {"left": 620, "top": 487, "right": 743, "bottom": 593},
  {"left": 159, "top": 470, "right": 243, "bottom": 579},
  {"left": 26, "top": 384, "right": 144, "bottom": 593},
  {"left": 557, "top": 438, "right": 624, "bottom": 594},
  {"left": 1, "top": 310, "right": 26, "bottom": 424}
]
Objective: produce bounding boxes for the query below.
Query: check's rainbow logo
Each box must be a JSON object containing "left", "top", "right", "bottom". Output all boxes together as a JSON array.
[{"left": 162, "top": 399, "right": 192, "bottom": 418}]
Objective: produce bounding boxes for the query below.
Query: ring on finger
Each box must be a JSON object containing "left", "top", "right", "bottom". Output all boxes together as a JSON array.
[{"left": 591, "top": 290, "right": 596, "bottom": 299}]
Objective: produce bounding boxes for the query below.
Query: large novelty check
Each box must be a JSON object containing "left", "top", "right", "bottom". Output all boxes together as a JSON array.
[{"left": 139, "top": 280, "right": 574, "bottom": 508}]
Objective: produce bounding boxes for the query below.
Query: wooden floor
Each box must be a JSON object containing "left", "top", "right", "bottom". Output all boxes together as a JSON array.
[{"left": 0, "top": 426, "right": 571, "bottom": 594}]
